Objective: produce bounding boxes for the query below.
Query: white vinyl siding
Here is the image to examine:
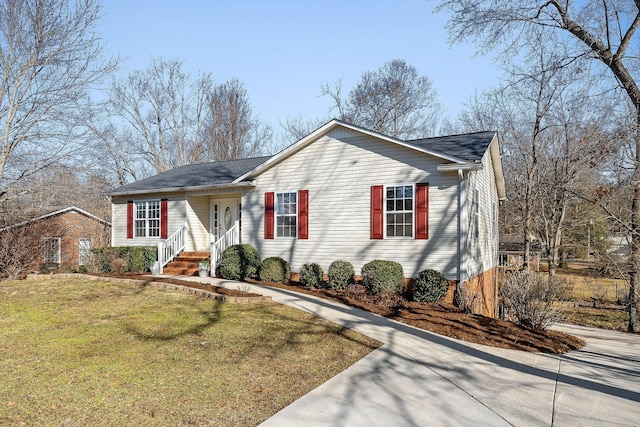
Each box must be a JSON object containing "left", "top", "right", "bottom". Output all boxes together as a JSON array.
[
  {"left": 111, "top": 195, "right": 187, "bottom": 247},
  {"left": 186, "top": 195, "right": 211, "bottom": 251},
  {"left": 463, "top": 141, "right": 500, "bottom": 281},
  {"left": 243, "top": 129, "right": 459, "bottom": 278}
]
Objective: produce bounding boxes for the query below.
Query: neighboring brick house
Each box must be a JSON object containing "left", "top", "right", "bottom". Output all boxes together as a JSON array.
[{"left": 0, "top": 206, "right": 111, "bottom": 271}]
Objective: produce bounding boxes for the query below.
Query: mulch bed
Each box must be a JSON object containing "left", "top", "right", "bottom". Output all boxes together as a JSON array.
[
  {"left": 94, "top": 273, "right": 585, "bottom": 354},
  {"left": 246, "top": 280, "right": 586, "bottom": 354}
]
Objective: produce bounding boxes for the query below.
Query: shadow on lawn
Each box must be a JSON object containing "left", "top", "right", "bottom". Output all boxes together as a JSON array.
[{"left": 120, "top": 300, "right": 224, "bottom": 341}]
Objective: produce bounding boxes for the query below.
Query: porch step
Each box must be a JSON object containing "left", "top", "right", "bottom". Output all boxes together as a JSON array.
[{"left": 164, "top": 251, "right": 210, "bottom": 276}]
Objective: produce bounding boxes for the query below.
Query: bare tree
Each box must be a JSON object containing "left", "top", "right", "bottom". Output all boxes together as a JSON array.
[
  {"left": 0, "top": 0, "right": 118, "bottom": 207},
  {"left": 280, "top": 115, "right": 330, "bottom": 143},
  {"left": 321, "top": 59, "right": 442, "bottom": 139},
  {"left": 106, "top": 58, "right": 213, "bottom": 174},
  {"left": 437, "top": 0, "right": 640, "bottom": 332},
  {"left": 202, "top": 78, "right": 272, "bottom": 161}
]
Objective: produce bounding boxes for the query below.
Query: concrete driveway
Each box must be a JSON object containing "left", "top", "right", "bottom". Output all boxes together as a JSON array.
[{"left": 175, "top": 276, "right": 640, "bottom": 426}]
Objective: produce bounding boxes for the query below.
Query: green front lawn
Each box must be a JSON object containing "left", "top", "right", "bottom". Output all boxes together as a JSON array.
[{"left": 0, "top": 278, "right": 379, "bottom": 426}]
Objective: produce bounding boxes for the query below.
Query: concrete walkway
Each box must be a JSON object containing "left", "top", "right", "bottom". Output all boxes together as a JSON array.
[{"left": 169, "top": 276, "right": 640, "bottom": 426}]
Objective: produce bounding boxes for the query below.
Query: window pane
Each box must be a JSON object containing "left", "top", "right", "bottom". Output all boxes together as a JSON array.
[
  {"left": 135, "top": 219, "right": 145, "bottom": 237},
  {"left": 404, "top": 225, "right": 412, "bottom": 236},
  {"left": 404, "top": 186, "right": 413, "bottom": 198},
  {"left": 387, "top": 188, "right": 394, "bottom": 198},
  {"left": 395, "top": 187, "right": 402, "bottom": 198},
  {"left": 387, "top": 200, "right": 394, "bottom": 211},
  {"left": 405, "top": 199, "right": 412, "bottom": 210},
  {"left": 395, "top": 200, "right": 402, "bottom": 210},
  {"left": 387, "top": 225, "right": 394, "bottom": 237}
]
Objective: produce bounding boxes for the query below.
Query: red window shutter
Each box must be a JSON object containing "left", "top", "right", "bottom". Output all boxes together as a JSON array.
[
  {"left": 126, "top": 201, "right": 134, "bottom": 239},
  {"left": 298, "top": 189, "right": 308, "bottom": 239},
  {"left": 415, "top": 183, "right": 429, "bottom": 239},
  {"left": 371, "top": 185, "right": 384, "bottom": 239},
  {"left": 160, "top": 199, "right": 168, "bottom": 239},
  {"left": 265, "top": 192, "right": 275, "bottom": 239}
]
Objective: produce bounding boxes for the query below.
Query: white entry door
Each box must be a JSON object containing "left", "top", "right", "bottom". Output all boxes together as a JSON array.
[{"left": 211, "top": 198, "right": 239, "bottom": 243}]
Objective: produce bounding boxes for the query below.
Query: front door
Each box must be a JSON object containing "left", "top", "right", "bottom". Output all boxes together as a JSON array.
[{"left": 210, "top": 198, "right": 239, "bottom": 243}]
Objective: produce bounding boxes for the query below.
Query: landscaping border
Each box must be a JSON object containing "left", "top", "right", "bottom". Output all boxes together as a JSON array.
[{"left": 26, "top": 273, "right": 272, "bottom": 304}]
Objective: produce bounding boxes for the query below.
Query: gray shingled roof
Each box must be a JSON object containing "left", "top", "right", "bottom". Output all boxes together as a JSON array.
[
  {"left": 111, "top": 128, "right": 497, "bottom": 197},
  {"left": 110, "top": 156, "right": 271, "bottom": 195},
  {"left": 406, "top": 131, "right": 496, "bottom": 162}
]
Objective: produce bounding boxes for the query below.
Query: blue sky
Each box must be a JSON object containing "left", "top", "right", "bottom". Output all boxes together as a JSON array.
[{"left": 97, "top": 0, "right": 502, "bottom": 133}]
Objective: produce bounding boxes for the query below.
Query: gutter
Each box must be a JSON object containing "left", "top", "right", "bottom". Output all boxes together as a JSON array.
[
  {"left": 437, "top": 162, "right": 483, "bottom": 172},
  {"left": 109, "top": 181, "right": 256, "bottom": 197}
]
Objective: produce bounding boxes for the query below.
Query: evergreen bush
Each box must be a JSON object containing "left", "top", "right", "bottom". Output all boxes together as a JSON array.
[
  {"left": 300, "top": 263, "right": 324, "bottom": 288},
  {"left": 412, "top": 269, "right": 450, "bottom": 303},
  {"left": 260, "top": 257, "right": 290, "bottom": 283},
  {"left": 219, "top": 244, "right": 261, "bottom": 280},
  {"left": 328, "top": 260, "right": 355, "bottom": 290},
  {"left": 91, "top": 246, "right": 157, "bottom": 273},
  {"left": 361, "top": 260, "right": 403, "bottom": 294}
]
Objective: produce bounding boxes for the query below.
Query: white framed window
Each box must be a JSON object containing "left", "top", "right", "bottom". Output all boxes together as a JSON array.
[
  {"left": 44, "top": 237, "right": 61, "bottom": 264},
  {"left": 135, "top": 200, "right": 160, "bottom": 238},
  {"left": 79, "top": 238, "right": 92, "bottom": 265},
  {"left": 386, "top": 185, "right": 414, "bottom": 238},
  {"left": 276, "top": 192, "right": 297, "bottom": 238}
]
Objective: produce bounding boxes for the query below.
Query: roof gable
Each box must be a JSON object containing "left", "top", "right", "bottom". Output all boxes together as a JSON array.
[
  {"left": 0, "top": 206, "right": 110, "bottom": 232},
  {"left": 236, "top": 119, "right": 497, "bottom": 182}
]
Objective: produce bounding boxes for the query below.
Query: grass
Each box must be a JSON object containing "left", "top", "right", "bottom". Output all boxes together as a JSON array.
[
  {"left": 561, "top": 304, "right": 629, "bottom": 331},
  {"left": 0, "top": 278, "right": 379, "bottom": 426},
  {"left": 558, "top": 272, "right": 628, "bottom": 303},
  {"left": 549, "top": 265, "right": 630, "bottom": 331}
]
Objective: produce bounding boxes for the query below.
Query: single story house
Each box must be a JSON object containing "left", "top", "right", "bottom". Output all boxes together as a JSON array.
[
  {"left": 0, "top": 206, "right": 111, "bottom": 271},
  {"left": 498, "top": 234, "right": 542, "bottom": 272},
  {"left": 110, "top": 119, "right": 506, "bottom": 316}
]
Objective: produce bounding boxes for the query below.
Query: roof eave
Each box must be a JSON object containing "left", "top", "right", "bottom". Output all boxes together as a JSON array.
[
  {"left": 437, "top": 163, "right": 484, "bottom": 172},
  {"left": 110, "top": 181, "right": 256, "bottom": 198}
]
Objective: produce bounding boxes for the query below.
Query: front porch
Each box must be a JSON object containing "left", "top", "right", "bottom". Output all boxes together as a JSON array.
[{"left": 156, "top": 193, "right": 243, "bottom": 277}]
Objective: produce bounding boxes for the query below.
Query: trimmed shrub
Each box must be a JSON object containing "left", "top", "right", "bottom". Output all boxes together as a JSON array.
[
  {"left": 260, "top": 257, "right": 290, "bottom": 283},
  {"left": 91, "top": 247, "right": 157, "bottom": 273},
  {"left": 361, "top": 260, "right": 403, "bottom": 294},
  {"left": 328, "top": 260, "right": 355, "bottom": 290},
  {"left": 219, "top": 244, "right": 261, "bottom": 280},
  {"left": 413, "top": 269, "right": 449, "bottom": 303},
  {"left": 300, "top": 263, "right": 324, "bottom": 288},
  {"left": 500, "top": 271, "right": 572, "bottom": 330}
]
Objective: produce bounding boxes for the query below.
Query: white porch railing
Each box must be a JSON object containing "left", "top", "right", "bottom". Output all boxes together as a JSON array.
[
  {"left": 157, "top": 224, "right": 187, "bottom": 274},
  {"left": 211, "top": 220, "right": 240, "bottom": 277}
]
